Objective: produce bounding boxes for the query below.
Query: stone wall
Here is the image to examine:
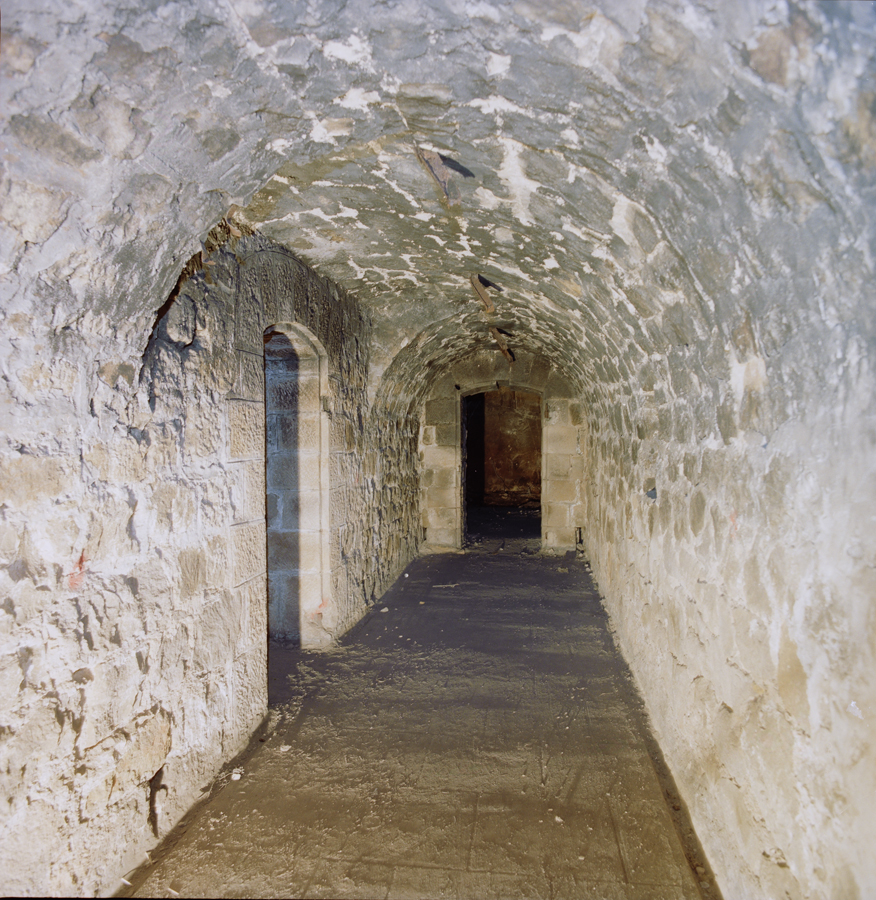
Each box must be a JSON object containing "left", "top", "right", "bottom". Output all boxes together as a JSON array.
[
  {"left": 3, "top": 0, "right": 876, "bottom": 896},
  {"left": 576, "top": 256, "right": 876, "bottom": 897},
  {"left": 0, "top": 231, "right": 422, "bottom": 895}
]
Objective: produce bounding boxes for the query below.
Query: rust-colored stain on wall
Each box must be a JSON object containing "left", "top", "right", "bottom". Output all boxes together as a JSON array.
[{"left": 483, "top": 388, "right": 542, "bottom": 506}]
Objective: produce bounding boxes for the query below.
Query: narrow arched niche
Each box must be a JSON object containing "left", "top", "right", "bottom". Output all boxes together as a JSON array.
[{"left": 264, "top": 323, "right": 332, "bottom": 648}]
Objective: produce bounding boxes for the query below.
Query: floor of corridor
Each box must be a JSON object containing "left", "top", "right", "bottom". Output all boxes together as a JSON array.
[{"left": 122, "top": 551, "right": 718, "bottom": 900}]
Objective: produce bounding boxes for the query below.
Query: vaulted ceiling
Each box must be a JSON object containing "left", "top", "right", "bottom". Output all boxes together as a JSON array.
[{"left": 3, "top": 0, "right": 875, "bottom": 429}]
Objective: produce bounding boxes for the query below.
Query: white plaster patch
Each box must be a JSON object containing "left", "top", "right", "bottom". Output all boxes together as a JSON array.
[
  {"left": 465, "top": 0, "right": 502, "bottom": 22},
  {"left": 380, "top": 72, "right": 401, "bottom": 94},
  {"left": 610, "top": 195, "right": 642, "bottom": 251},
  {"left": 337, "top": 87, "right": 380, "bottom": 110},
  {"left": 544, "top": 256, "right": 560, "bottom": 270},
  {"left": 561, "top": 128, "right": 580, "bottom": 147},
  {"left": 540, "top": 15, "right": 625, "bottom": 74},
  {"left": 207, "top": 82, "right": 232, "bottom": 99},
  {"left": 453, "top": 233, "right": 476, "bottom": 257},
  {"left": 322, "top": 33, "right": 374, "bottom": 71},
  {"left": 498, "top": 138, "right": 539, "bottom": 227},
  {"left": 745, "top": 356, "right": 768, "bottom": 392},
  {"left": 643, "top": 134, "right": 668, "bottom": 166},
  {"left": 474, "top": 186, "right": 503, "bottom": 211},
  {"left": 307, "top": 114, "right": 336, "bottom": 144},
  {"left": 469, "top": 96, "right": 531, "bottom": 117},
  {"left": 301, "top": 208, "right": 335, "bottom": 223},
  {"left": 729, "top": 349, "right": 768, "bottom": 404},
  {"left": 235, "top": 0, "right": 266, "bottom": 19},
  {"left": 486, "top": 53, "right": 511, "bottom": 77}
]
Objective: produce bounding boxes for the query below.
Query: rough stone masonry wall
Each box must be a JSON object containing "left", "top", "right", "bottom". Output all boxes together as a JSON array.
[
  {"left": 0, "top": 230, "right": 420, "bottom": 895},
  {"left": 573, "top": 140, "right": 876, "bottom": 900},
  {"left": 3, "top": 0, "right": 876, "bottom": 897}
]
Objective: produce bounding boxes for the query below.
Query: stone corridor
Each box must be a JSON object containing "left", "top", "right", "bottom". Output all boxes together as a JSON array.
[
  {"left": 122, "top": 551, "right": 715, "bottom": 900},
  {"left": 4, "top": 2, "right": 876, "bottom": 896}
]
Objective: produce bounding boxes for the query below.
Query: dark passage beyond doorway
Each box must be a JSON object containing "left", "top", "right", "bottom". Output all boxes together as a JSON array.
[{"left": 463, "top": 389, "right": 542, "bottom": 546}]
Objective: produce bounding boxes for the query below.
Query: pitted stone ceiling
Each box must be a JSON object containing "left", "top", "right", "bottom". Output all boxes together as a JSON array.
[
  {"left": 4, "top": 0, "right": 875, "bottom": 419},
  {"left": 224, "top": 0, "right": 875, "bottom": 408}
]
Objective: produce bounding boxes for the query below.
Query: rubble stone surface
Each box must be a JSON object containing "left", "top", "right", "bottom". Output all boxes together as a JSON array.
[{"left": 1, "top": 1, "right": 875, "bottom": 897}]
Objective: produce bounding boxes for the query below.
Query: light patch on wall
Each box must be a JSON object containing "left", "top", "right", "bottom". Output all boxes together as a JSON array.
[
  {"left": 486, "top": 53, "right": 511, "bottom": 77},
  {"left": 465, "top": 0, "right": 502, "bottom": 23},
  {"left": 474, "top": 186, "right": 503, "bottom": 210},
  {"left": 322, "top": 33, "right": 374, "bottom": 71},
  {"left": 644, "top": 134, "right": 669, "bottom": 166},
  {"left": 470, "top": 95, "right": 531, "bottom": 118},
  {"left": 729, "top": 352, "right": 768, "bottom": 404},
  {"left": 235, "top": 0, "right": 267, "bottom": 20},
  {"left": 497, "top": 138, "right": 539, "bottom": 227},
  {"left": 311, "top": 116, "right": 354, "bottom": 142},
  {"left": 540, "top": 15, "right": 625, "bottom": 74},
  {"left": 337, "top": 87, "right": 380, "bottom": 110},
  {"left": 308, "top": 114, "right": 335, "bottom": 144},
  {"left": 206, "top": 82, "right": 232, "bottom": 99},
  {"left": 267, "top": 139, "right": 298, "bottom": 154},
  {"left": 609, "top": 195, "right": 641, "bottom": 252},
  {"left": 452, "top": 232, "right": 476, "bottom": 257}
]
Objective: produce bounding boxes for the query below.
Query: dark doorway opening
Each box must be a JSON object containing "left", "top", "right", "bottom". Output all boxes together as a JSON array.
[
  {"left": 462, "top": 388, "right": 541, "bottom": 545},
  {"left": 265, "top": 330, "right": 302, "bottom": 645}
]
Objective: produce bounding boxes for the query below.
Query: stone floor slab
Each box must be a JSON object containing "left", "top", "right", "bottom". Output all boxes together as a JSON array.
[{"left": 123, "top": 551, "right": 718, "bottom": 899}]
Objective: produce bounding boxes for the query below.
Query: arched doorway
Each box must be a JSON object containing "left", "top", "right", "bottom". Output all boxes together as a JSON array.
[
  {"left": 264, "top": 324, "right": 332, "bottom": 648},
  {"left": 418, "top": 351, "right": 583, "bottom": 553}
]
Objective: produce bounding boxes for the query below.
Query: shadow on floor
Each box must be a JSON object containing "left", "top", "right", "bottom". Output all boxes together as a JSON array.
[{"left": 120, "top": 552, "right": 722, "bottom": 900}]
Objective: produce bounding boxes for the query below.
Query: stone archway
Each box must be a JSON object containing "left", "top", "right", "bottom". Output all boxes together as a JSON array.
[
  {"left": 419, "top": 350, "right": 585, "bottom": 552},
  {"left": 264, "top": 324, "right": 332, "bottom": 648}
]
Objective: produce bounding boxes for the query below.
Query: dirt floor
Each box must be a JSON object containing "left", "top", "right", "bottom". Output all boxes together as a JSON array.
[{"left": 120, "top": 542, "right": 720, "bottom": 899}]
